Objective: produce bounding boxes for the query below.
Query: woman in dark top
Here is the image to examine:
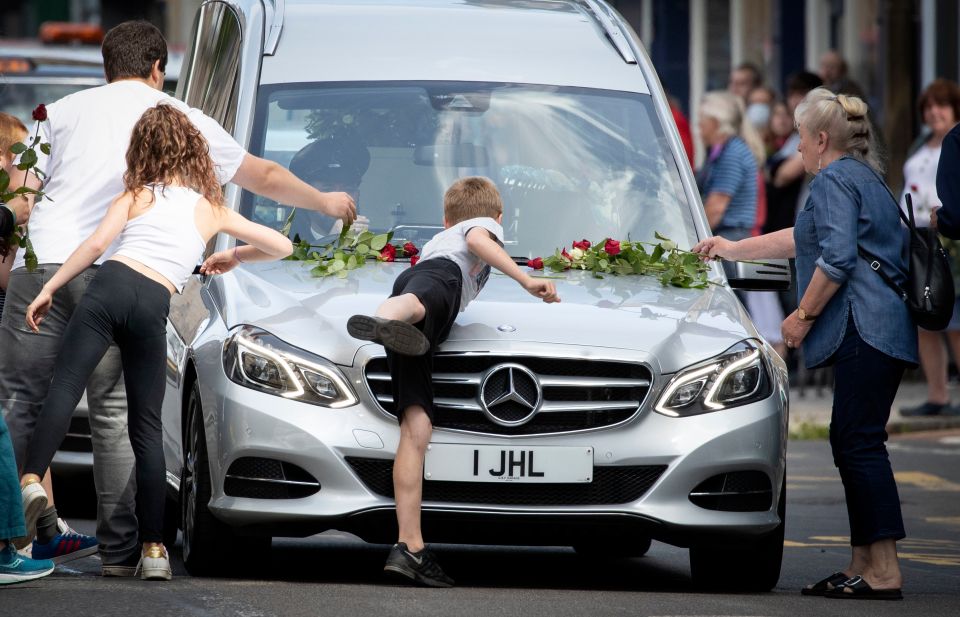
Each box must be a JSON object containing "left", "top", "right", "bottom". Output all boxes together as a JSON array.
[{"left": 695, "top": 87, "right": 917, "bottom": 601}]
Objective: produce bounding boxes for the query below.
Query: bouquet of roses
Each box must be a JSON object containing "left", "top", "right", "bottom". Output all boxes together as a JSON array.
[
  {"left": 1, "top": 104, "right": 51, "bottom": 271},
  {"left": 285, "top": 217, "right": 419, "bottom": 278},
  {"left": 529, "top": 232, "right": 711, "bottom": 289}
]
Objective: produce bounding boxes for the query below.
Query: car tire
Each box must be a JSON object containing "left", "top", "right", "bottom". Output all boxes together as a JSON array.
[
  {"left": 181, "top": 381, "right": 270, "bottom": 576},
  {"left": 689, "top": 476, "right": 786, "bottom": 592},
  {"left": 162, "top": 494, "right": 179, "bottom": 548},
  {"left": 574, "top": 536, "right": 652, "bottom": 559}
]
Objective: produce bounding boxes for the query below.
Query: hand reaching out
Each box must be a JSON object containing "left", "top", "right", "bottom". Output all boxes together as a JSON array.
[
  {"left": 200, "top": 250, "right": 240, "bottom": 275},
  {"left": 524, "top": 277, "right": 560, "bottom": 303},
  {"left": 690, "top": 235, "right": 739, "bottom": 261}
]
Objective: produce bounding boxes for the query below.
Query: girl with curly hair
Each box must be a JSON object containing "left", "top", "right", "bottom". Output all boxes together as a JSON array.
[{"left": 16, "top": 104, "right": 292, "bottom": 581}]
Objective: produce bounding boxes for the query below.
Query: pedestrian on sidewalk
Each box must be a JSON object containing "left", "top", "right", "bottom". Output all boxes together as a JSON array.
[
  {"left": 346, "top": 177, "right": 560, "bottom": 587},
  {"left": 694, "top": 87, "right": 915, "bottom": 601},
  {"left": 899, "top": 79, "right": 960, "bottom": 418},
  {"left": 18, "top": 103, "right": 293, "bottom": 581},
  {"left": 0, "top": 20, "right": 354, "bottom": 575}
]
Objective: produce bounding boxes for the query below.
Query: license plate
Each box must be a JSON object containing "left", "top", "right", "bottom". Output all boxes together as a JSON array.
[{"left": 424, "top": 444, "right": 593, "bottom": 483}]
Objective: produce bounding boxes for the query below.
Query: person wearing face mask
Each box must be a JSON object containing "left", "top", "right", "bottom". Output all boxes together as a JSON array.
[
  {"left": 745, "top": 86, "right": 775, "bottom": 148},
  {"left": 899, "top": 79, "right": 960, "bottom": 418},
  {"left": 694, "top": 88, "right": 916, "bottom": 601}
]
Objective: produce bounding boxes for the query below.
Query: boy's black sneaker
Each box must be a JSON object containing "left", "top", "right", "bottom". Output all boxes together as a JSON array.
[
  {"left": 383, "top": 542, "right": 454, "bottom": 587},
  {"left": 347, "top": 315, "right": 430, "bottom": 356}
]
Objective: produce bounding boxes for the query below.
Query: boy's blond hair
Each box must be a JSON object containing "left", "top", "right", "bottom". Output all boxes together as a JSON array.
[
  {"left": 0, "top": 112, "right": 28, "bottom": 159},
  {"left": 444, "top": 176, "right": 503, "bottom": 225}
]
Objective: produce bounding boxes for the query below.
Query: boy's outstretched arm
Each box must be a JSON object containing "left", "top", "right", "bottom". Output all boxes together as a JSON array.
[{"left": 465, "top": 227, "right": 560, "bottom": 303}]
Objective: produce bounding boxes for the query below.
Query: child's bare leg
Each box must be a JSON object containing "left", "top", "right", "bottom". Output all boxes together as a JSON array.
[
  {"left": 393, "top": 405, "right": 432, "bottom": 552},
  {"left": 376, "top": 293, "right": 426, "bottom": 324}
]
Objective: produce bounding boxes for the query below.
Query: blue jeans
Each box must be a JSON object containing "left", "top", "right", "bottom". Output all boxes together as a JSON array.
[
  {"left": 829, "top": 313, "right": 907, "bottom": 546},
  {"left": 0, "top": 412, "right": 25, "bottom": 541}
]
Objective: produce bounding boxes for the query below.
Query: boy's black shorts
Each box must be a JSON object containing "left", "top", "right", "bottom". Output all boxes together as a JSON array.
[{"left": 386, "top": 257, "right": 462, "bottom": 423}]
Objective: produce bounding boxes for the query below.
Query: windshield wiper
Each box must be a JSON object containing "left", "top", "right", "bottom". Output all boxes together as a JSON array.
[{"left": 511, "top": 256, "right": 529, "bottom": 266}]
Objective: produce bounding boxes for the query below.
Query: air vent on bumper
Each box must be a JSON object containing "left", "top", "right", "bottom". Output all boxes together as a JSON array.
[
  {"left": 224, "top": 457, "right": 320, "bottom": 500},
  {"left": 688, "top": 471, "right": 772, "bottom": 512}
]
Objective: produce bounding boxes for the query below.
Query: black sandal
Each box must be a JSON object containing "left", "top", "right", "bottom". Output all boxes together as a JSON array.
[
  {"left": 823, "top": 575, "right": 903, "bottom": 600},
  {"left": 800, "top": 571, "right": 849, "bottom": 596}
]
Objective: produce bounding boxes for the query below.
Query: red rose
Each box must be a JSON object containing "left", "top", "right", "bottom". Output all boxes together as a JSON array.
[
  {"left": 410, "top": 255, "right": 419, "bottom": 266},
  {"left": 32, "top": 104, "right": 47, "bottom": 122},
  {"left": 379, "top": 244, "right": 397, "bottom": 262},
  {"left": 572, "top": 239, "right": 591, "bottom": 250},
  {"left": 910, "top": 184, "right": 919, "bottom": 193},
  {"left": 528, "top": 257, "right": 544, "bottom": 270},
  {"left": 403, "top": 241, "right": 419, "bottom": 257},
  {"left": 561, "top": 248, "right": 572, "bottom": 260},
  {"left": 604, "top": 239, "right": 621, "bottom": 255}
]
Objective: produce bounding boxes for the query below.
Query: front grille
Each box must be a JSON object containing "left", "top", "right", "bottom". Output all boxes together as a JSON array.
[
  {"left": 689, "top": 470, "right": 772, "bottom": 512},
  {"left": 60, "top": 416, "right": 92, "bottom": 453},
  {"left": 346, "top": 456, "right": 666, "bottom": 506},
  {"left": 364, "top": 355, "right": 652, "bottom": 436},
  {"left": 223, "top": 457, "right": 321, "bottom": 500}
]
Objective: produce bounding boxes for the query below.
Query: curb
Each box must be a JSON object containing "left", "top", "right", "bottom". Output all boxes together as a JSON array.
[{"left": 789, "top": 415, "right": 960, "bottom": 439}]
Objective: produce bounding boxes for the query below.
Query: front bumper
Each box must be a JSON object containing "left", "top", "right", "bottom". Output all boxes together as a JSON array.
[{"left": 192, "top": 346, "right": 788, "bottom": 547}]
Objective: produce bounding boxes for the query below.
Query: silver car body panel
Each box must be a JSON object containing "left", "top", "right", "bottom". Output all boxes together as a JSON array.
[{"left": 164, "top": 0, "right": 790, "bottom": 545}]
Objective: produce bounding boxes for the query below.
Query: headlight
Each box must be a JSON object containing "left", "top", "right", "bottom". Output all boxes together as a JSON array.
[
  {"left": 223, "top": 326, "right": 358, "bottom": 408},
  {"left": 654, "top": 340, "right": 771, "bottom": 417}
]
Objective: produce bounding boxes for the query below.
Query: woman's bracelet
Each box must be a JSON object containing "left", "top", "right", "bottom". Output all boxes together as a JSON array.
[{"left": 233, "top": 246, "right": 244, "bottom": 263}]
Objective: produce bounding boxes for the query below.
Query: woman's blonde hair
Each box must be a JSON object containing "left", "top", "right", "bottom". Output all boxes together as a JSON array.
[
  {"left": 699, "top": 90, "right": 766, "bottom": 166},
  {"left": 794, "top": 87, "right": 884, "bottom": 173}
]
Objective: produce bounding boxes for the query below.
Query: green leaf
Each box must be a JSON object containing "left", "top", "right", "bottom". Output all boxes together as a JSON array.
[
  {"left": 356, "top": 243, "right": 369, "bottom": 256},
  {"left": 650, "top": 245, "right": 664, "bottom": 262},
  {"left": 329, "top": 259, "right": 346, "bottom": 272},
  {"left": 0, "top": 168, "right": 8, "bottom": 193},
  {"left": 16, "top": 149, "right": 37, "bottom": 170},
  {"left": 280, "top": 208, "right": 296, "bottom": 237},
  {"left": 346, "top": 255, "right": 358, "bottom": 269},
  {"left": 39, "top": 143, "right": 51, "bottom": 155},
  {"left": 357, "top": 231, "right": 375, "bottom": 245},
  {"left": 370, "top": 234, "right": 389, "bottom": 251},
  {"left": 9, "top": 142, "right": 26, "bottom": 155},
  {"left": 24, "top": 237, "right": 38, "bottom": 272}
]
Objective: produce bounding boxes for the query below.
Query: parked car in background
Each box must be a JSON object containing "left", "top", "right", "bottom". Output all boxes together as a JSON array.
[{"left": 163, "top": 0, "right": 791, "bottom": 591}]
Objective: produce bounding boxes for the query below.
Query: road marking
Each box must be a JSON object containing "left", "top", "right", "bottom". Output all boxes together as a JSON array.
[
  {"left": 927, "top": 516, "right": 960, "bottom": 526},
  {"left": 786, "top": 536, "right": 960, "bottom": 567},
  {"left": 895, "top": 471, "right": 960, "bottom": 492},
  {"left": 941, "top": 436, "right": 960, "bottom": 445},
  {"left": 787, "top": 475, "right": 835, "bottom": 482}
]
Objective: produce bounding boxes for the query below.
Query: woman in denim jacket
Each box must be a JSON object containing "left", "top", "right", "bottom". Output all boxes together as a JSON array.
[{"left": 694, "top": 87, "right": 917, "bottom": 601}]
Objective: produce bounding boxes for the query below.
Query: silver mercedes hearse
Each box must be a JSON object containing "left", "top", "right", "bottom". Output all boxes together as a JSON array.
[{"left": 163, "top": 0, "right": 791, "bottom": 591}]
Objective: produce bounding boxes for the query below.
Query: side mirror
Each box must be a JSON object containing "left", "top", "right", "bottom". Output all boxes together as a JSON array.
[{"left": 724, "top": 259, "right": 792, "bottom": 291}]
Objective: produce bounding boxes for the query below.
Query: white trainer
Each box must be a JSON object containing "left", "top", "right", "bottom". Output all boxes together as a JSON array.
[
  {"left": 136, "top": 545, "right": 172, "bottom": 581},
  {"left": 13, "top": 482, "right": 48, "bottom": 550}
]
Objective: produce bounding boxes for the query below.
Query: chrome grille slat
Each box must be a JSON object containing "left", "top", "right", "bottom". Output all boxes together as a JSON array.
[
  {"left": 538, "top": 375, "right": 650, "bottom": 388},
  {"left": 365, "top": 355, "right": 651, "bottom": 436}
]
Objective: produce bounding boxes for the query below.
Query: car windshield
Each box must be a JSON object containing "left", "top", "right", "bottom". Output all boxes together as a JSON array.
[{"left": 241, "top": 81, "right": 696, "bottom": 258}]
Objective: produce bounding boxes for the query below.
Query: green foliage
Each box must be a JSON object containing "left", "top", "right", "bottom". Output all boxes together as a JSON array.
[
  {"left": 285, "top": 217, "right": 415, "bottom": 279},
  {"left": 536, "top": 234, "right": 712, "bottom": 289},
  {"left": 1, "top": 116, "right": 49, "bottom": 272}
]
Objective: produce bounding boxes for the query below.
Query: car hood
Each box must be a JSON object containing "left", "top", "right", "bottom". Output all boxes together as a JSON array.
[{"left": 211, "top": 261, "right": 759, "bottom": 374}]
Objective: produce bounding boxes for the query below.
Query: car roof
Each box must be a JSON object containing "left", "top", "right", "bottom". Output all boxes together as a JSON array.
[
  {"left": 260, "top": 0, "right": 649, "bottom": 94},
  {"left": 0, "top": 42, "right": 183, "bottom": 80}
]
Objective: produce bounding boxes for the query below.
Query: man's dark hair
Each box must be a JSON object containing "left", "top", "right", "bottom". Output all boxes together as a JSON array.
[
  {"left": 734, "top": 62, "right": 763, "bottom": 89},
  {"left": 101, "top": 20, "right": 168, "bottom": 83},
  {"left": 786, "top": 71, "right": 824, "bottom": 96}
]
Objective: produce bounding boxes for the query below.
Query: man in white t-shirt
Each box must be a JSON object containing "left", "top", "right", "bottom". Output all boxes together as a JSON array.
[{"left": 0, "top": 20, "right": 355, "bottom": 574}]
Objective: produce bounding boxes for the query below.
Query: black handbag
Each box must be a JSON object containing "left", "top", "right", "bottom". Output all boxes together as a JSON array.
[{"left": 859, "top": 193, "right": 954, "bottom": 330}]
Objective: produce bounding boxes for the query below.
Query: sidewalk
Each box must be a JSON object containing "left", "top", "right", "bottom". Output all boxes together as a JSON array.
[{"left": 789, "top": 378, "right": 960, "bottom": 435}]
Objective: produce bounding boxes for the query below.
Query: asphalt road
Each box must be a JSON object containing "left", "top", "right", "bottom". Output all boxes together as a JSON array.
[{"left": 4, "top": 432, "right": 959, "bottom": 617}]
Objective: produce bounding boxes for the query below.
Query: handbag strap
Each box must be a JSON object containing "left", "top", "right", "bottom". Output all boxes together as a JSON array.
[{"left": 858, "top": 245, "right": 907, "bottom": 301}]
